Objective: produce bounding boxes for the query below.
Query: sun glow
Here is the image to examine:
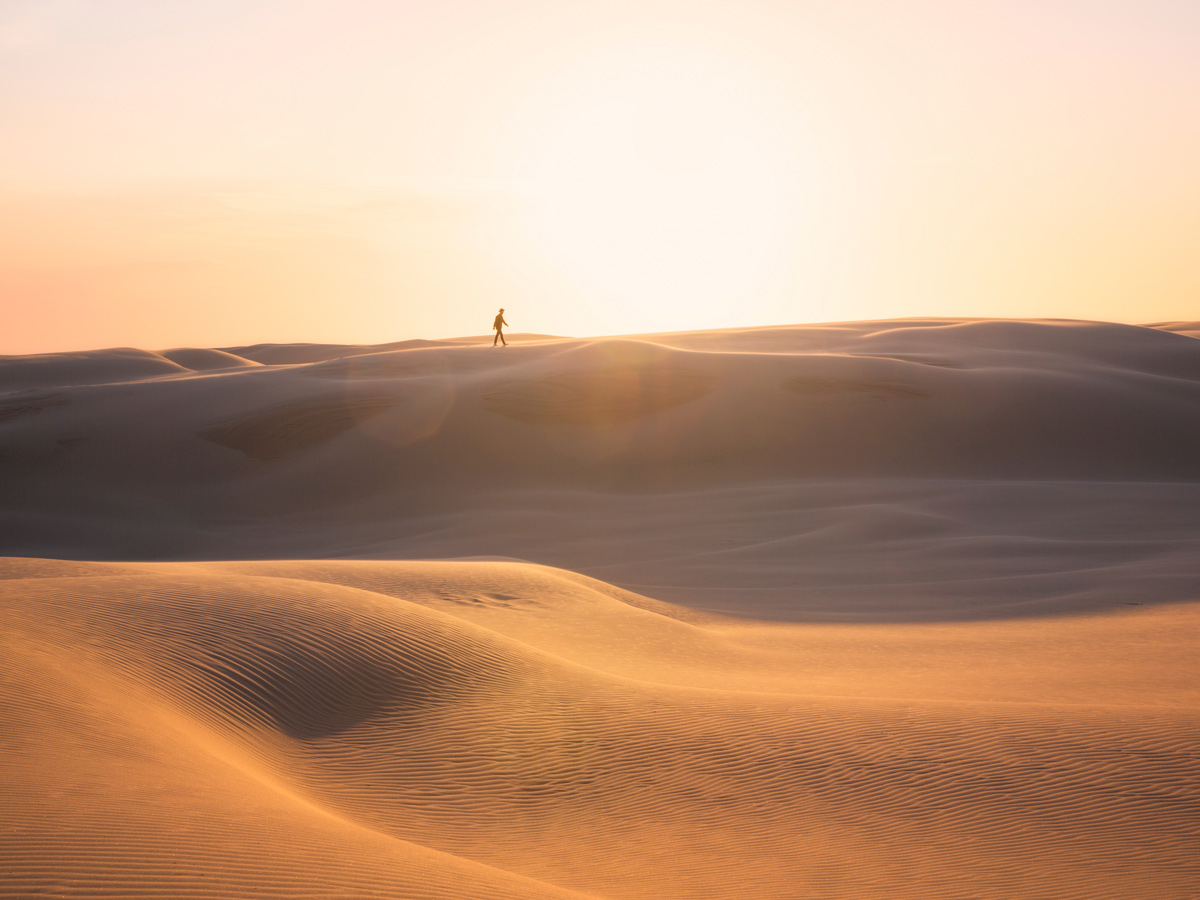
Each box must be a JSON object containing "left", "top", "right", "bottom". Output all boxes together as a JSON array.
[{"left": 503, "top": 44, "right": 811, "bottom": 334}]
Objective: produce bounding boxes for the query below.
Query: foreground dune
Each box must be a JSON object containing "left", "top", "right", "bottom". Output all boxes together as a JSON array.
[
  {"left": 1, "top": 318, "right": 1198, "bottom": 897},
  {"left": 3, "top": 557, "right": 1198, "bottom": 899}
]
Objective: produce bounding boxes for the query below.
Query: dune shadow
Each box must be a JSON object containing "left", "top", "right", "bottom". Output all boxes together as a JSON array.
[
  {"left": 200, "top": 396, "right": 397, "bottom": 460},
  {"left": 192, "top": 634, "right": 460, "bottom": 740}
]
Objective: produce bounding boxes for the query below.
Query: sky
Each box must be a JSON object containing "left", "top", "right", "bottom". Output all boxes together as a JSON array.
[{"left": 2, "top": 0, "right": 1198, "bottom": 353}]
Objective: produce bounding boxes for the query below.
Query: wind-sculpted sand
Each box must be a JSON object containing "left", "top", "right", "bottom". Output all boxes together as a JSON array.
[
  {"left": 1, "top": 318, "right": 1198, "bottom": 898},
  {"left": 2, "top": 558, "right": 1198, "bottom": 899}
]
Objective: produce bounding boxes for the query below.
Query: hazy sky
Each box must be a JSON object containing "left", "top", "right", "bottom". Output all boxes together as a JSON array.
[{"left": 3, "top": 0, "right": 1198, "bottom": 352}]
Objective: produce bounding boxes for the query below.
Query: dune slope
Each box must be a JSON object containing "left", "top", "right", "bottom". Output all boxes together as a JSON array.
[
  {"left": 1, "top": 318, "right": 1197, "bottom": 618},
  {"left": 2, "top": 557, "right": 1198, "bottom": 900}
]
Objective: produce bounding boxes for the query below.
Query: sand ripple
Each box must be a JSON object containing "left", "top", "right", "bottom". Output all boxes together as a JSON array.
[{"left": 2, "top": 559, "right": 1197, "bottom": 899}]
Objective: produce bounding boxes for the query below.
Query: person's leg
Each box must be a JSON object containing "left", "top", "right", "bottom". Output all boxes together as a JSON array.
[
  {"left": 500, "top": 331, "right": 507, "bottom": 346},
  {"left": 493, "top": 331, "right": 499, "bottom": 346}
]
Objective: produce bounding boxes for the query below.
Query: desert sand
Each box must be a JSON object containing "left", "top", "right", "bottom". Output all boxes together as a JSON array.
[{"left": 1, "top": 317, "right": 1198, "bottom": 898}]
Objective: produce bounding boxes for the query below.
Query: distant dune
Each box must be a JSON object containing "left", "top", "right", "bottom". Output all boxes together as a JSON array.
[
  {"left": 1, "top": 317, "right": 1198, "bottom": 615},
  {"left": 2, "top": 319, "right": 1199, "bottom": 897}
]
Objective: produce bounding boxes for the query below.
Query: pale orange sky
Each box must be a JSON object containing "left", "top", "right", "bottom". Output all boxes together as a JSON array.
[{"left": 2, "top": 0, "right": 1198, "bottom": 353}]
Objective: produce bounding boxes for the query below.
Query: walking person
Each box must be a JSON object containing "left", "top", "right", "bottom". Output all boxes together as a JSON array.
[{"left": 493, "top": 308, "right": 508, "bottom": 346}]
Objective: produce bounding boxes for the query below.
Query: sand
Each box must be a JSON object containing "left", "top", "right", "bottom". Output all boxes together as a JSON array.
[{"left": 1, "top": 317, "right": 1198, "bottom": 898}]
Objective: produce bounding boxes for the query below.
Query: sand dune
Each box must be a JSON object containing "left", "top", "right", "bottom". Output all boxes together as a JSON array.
[
  {"left": 1149, "top": 320, "right": 1200, "bottom": 339},
  {"left": 1, "top": 317, "right": 1197, "bottom": 611},
  {"left": 3, "top": 558, "right": 1197, "bottom": 899},
  {"left": 1, "top": 318, "right": 1198, "bottom": 897},
  {"left": 161, "top": 346, "right": 263, "bottom": 371}
]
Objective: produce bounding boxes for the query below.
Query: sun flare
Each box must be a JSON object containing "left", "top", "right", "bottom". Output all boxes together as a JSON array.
[{"left": 504, "top": 44, "right": 809, "bottom": 333}]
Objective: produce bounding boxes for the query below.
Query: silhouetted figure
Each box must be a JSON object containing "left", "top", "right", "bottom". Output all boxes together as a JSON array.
[{"left": 493, "top": 308, "right": 508, "bottom": 346}]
